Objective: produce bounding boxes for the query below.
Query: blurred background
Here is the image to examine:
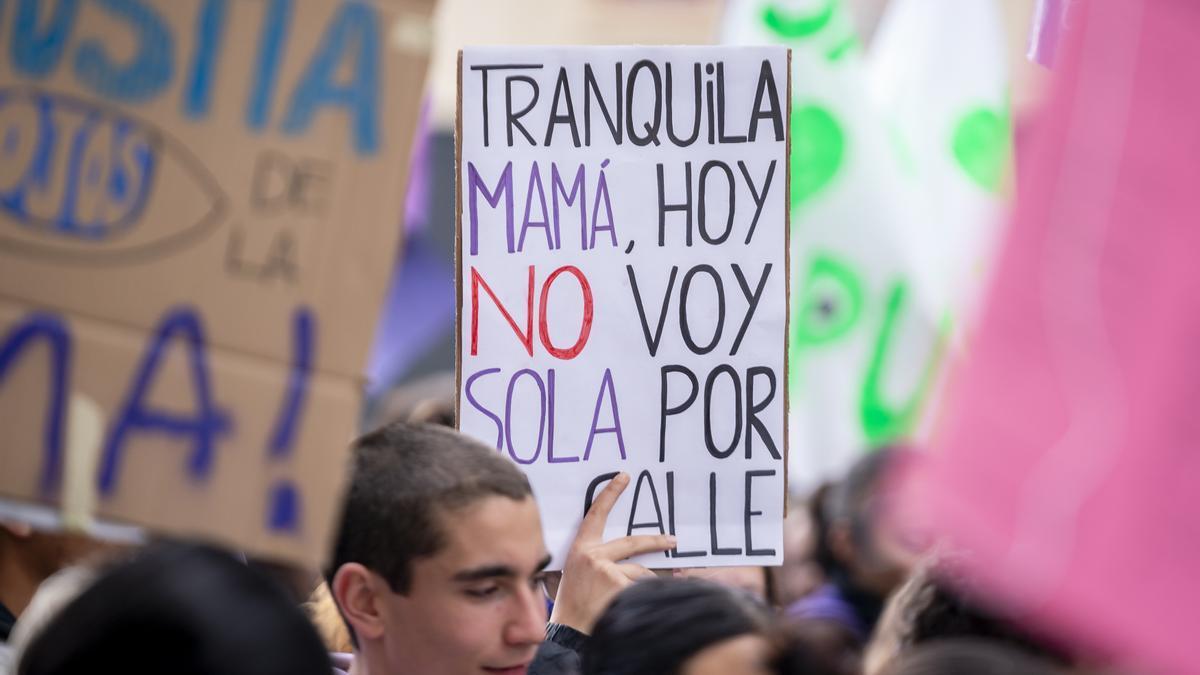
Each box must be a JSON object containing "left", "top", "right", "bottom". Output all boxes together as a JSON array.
[{"left": 12, "top": 0, "right": 1200, "bottom": 673}]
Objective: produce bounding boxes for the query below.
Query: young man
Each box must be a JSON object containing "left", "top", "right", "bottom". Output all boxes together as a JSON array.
[{"left": 326, "top": 422, "right": 673, "bottom": 675}]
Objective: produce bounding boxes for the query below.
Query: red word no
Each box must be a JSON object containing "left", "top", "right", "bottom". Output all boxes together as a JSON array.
[{"left": 470, "top": 265, "right": 594, "bottom": 359}]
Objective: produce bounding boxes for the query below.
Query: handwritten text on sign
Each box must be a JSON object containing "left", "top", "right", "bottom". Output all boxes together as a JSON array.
[{"left": 458, "top": 47, "right": 790, "bottom": 568}]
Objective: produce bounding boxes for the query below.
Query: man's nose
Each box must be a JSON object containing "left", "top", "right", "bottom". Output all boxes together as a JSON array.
[{"left": 503, "top": 585, "right": 547, "bottom": 646}]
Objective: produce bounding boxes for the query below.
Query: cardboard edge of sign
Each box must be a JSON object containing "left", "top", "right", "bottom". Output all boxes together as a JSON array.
[
  {"left": 450, "top": 45, "right": 794, "bottom": 518},
  {"left": 783, "top": 47, "right": 792, "bottom": 516},
  {"left": 454, "top": 49, "right": 465, "bottom": 430}
]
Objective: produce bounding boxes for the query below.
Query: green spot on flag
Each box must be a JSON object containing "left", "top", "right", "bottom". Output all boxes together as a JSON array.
[
  {"left": 762, "top": 0, "right": 836, "bottom": 39},
  {"left": 951, "top": 106, "right": 1010, "bottom": 192},
  {"left": 791, "top": 104, "right": 846, "bottom": 208}
]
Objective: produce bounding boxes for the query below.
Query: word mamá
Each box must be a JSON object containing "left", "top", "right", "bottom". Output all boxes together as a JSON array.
[{"left": 469, "top": 58, "right": 786, "bottom": 148}]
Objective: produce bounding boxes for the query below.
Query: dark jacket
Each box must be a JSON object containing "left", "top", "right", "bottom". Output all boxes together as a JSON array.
[{"left": 529, "top": 624, "right": 586, "bottom": 675}]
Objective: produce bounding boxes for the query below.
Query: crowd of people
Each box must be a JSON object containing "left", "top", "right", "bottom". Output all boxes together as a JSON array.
[{"left": 0, "top": 404, "right": 1102, "bottom": 675}]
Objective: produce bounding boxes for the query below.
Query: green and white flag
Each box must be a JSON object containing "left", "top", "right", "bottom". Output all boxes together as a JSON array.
[{"left": 724, "top": 0, "right": 1010, "bottom": 491}]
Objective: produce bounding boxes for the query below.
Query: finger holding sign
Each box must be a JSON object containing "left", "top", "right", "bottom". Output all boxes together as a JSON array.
[
  {"left": 613, "top": 562, "right": 657, "bottom": 581},
  {"left": 549, "top": 473, "right": 676, "bottom": 633},
  {"left": 594, "top": 534, "right": 678, "bottom": 562}
]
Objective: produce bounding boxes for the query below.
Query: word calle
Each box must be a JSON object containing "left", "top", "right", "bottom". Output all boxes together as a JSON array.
[{"left": 583, "top": 468, "right": 779, "bottom": 559}]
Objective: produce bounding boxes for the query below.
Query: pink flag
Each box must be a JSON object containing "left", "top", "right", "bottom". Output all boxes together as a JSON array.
[{"left": 909, "top": 0, "right": 1200, "bottom": 671}]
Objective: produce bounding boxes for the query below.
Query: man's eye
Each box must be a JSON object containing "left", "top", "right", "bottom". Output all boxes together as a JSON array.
[
  {"left": 530, "top": 573, "right": 548, "bottom": 590},
  {"left": 465, "top": 586, "right": 500, "bottom": 599}
]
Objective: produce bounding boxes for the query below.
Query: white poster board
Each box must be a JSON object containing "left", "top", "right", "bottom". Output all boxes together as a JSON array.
[{"left": 457, "top": 46, "right": 790, "bottom": 568}]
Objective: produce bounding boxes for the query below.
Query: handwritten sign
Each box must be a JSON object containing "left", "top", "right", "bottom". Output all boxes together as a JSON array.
[
  {"left": 456, "top": 46, "right": 790, "bottom": 568},
  {"left": 0, "top": 0, "right": 434, "bottom": 566}
]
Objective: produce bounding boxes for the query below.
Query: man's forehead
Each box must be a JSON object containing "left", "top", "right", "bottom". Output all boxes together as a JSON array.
[{"left": 430, "top": 495, "right": 548, "bottom": 573}]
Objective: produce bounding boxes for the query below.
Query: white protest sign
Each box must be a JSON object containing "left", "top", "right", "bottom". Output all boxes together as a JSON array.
[{"left": 456, "top": 46, "right": 790, "bottom": 569}]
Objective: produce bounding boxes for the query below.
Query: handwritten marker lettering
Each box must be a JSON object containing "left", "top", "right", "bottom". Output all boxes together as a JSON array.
[{"left": 458, "top": 47, "right": 790, "bottom": 569}]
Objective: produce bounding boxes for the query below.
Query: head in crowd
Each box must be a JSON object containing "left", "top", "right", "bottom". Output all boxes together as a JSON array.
[
  {"left": 771, "top": 621, "right": 862, "bottom": 675},
  {"left": 772, "top": 494, "right": 823, "bottom": 607},
  {"left": 815, "top": 447, "right": 912, "bottom": 597},
  {"left": 582, "top": 577, "right": 773, "bottom": 675},
  {"left": 326, "top": 422, "right": 549, "bottom": 675},
  {"left": 794, "top": 447, "right": 913, "bottom": 641},
  {"left": 877, "top": 639, "right": 1064, "bottom": 675},
  {"left": 363, "top": 371, "right": 456, "bottom": 431},
  {"left": 0, "top": 522, "right": 104, "bottom": 644},
  {"left": 675, "top": 566, "right": 777, "bottom": 607},
  {"left": 15, "top": 542, "right": 328, "bottom": 675},
  {"left": 6, "top": 562, "right": 104, "bottom": 669},
  {"left": 863, "top": 562, "right": 1073, "bottom": 675}
]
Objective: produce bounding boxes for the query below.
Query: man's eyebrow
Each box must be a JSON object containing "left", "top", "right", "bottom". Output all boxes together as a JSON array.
[
  {"left": 453, "top": 565, "right": 517, "bottom": 583},
  {"left": 452, "top": 554, "right": 553, "bottom": 583}
]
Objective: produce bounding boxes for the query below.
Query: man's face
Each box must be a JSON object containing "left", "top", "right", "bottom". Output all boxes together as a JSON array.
[{"left": 378, "top": 495, "right": 550, "bottom": 675}]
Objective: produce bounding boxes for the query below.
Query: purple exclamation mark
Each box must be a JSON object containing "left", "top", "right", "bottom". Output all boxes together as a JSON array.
[{"left": 266, "top": 306, "right": 314, "bottom": 533}]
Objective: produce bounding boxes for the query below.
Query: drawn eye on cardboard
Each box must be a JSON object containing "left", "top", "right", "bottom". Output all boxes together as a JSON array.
[{"left": 0, "top": 87, "right": 227, "bottom": 265}]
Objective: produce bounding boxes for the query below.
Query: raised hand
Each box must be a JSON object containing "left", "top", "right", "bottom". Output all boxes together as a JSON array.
[{"left": 548, "top": 472, "right": 676, "bottom": 633}]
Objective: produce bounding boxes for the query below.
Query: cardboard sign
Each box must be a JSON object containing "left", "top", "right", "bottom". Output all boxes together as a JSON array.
[
  {"left": 905, "top": 0, "right": 1200, "bottom": 672},
  {"left": 0, "top": 0, "right": 434, "bottom": 566},
  {"left": 456, "top": 46, "right": 790, "bottom": 569}
]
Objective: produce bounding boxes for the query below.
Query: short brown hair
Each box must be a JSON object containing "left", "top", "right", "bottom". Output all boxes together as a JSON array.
[{"left": 325, "top": 422, "right": 532, "bottom": 593}]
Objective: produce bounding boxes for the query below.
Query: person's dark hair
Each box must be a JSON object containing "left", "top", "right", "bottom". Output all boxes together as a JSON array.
[
  {"left": 762, "top": 564, "right": 780, "bottom": 608},
  {"left": 772, "top": 621, "right": 860, "bottom": 675},
  {"left": 810, "top": 482, "right": 839, "bottom": 576},
  {"left": 17, "top": 543, "right": 329, "bottom": 675},
  {"left": 325, "top": 422, "right": 532, "bottom": 594},
  {"left": 879, "top": 639, "right": 1064, "bottom": 675},
  {"left": 892, "top": 565, "right": 1072, "bottom": 666},
  {"left": 582, "top": 578, "right": 771, "bottom": 675},
  {"left": 362, "top": 371, "right": 456, "bottom": 431},
  {"left": 812, "top": 447, "right": 898, "bottom": 576}
]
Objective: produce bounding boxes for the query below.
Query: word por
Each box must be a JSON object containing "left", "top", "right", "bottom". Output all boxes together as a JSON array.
[{"left": 659, "top": 364, "right": 780, "bottom": 463}]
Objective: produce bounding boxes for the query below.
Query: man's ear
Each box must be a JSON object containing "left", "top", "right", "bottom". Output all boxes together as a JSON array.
[{"left": 331, "top": 563, "right": 388, "bottom": 643}]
